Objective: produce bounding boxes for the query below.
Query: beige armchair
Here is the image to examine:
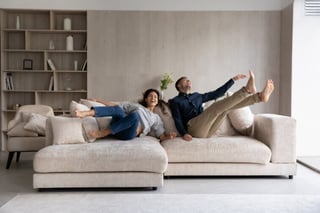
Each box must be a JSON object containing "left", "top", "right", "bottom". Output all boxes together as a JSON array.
[{"left": 6, "top": 105, "right": 54, "bottom": 169}]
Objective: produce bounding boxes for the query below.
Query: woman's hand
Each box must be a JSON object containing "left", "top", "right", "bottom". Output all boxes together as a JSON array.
[
  {"left": 159, "top": 132, "right": 177, "bottom": 142},
  {"left": 232, "top": 74, "right": 246, "bottom": 81}
]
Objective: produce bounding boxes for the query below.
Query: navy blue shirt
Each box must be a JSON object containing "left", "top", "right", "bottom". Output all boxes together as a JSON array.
[{"left": 169, "top": 79, "right": 235, "bottom": 136}]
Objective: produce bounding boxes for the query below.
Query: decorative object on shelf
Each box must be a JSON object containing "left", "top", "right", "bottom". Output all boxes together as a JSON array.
[
  {"left": 16, "top": 16, "right": 20, "bottom": 29},
  {"left": 63, "top": 17, "right": 71, "bottom": 30},
  {"left": 74, "top": 60, "right": 78, "bottom": 71},
  {"left": 12, "top": 104, "right": 21, "bottom": 110},
  {"left": 23, "top": 59, "right": 33, "bottom": 70},
  {"left": 160, "top": 73, "right": 174, "bottom": 100},
  {"left": 49, "top": 40, "right": 55, "bottom": 50},
  {"left": 47, "top": 59, "right": 56, "bottom": 71},
  {"left": 64, "top": 73, "right": 72, "bottom": 91},
  {"left": 66, "top": 35, "right": 74, "bottom": 51}
]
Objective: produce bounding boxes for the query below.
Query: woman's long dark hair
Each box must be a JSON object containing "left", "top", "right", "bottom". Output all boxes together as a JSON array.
[{"left": 139, "top": 88, "right": 168, "bottom": 114}]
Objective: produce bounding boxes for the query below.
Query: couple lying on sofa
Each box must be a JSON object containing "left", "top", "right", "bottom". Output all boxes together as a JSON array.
[{"left": 76, "top": 70, "right": 274, "bottom": 142}]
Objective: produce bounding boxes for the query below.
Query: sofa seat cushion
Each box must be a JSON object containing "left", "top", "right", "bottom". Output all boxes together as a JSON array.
[
  {"left": 161, "top": 136, "right": 271, "bottom": 164},
  {"left": 34, "top": 136, "right": 168, "bottom": 173}
]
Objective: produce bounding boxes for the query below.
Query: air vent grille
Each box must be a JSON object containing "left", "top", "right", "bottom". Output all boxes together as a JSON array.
[{"left": 305, "top": 0, "right": 320, "bottom": 16}]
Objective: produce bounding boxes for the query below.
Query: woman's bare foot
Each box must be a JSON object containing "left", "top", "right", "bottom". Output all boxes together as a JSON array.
[
  {"left": 245, "top": 70, "right": 257, "bottom": 94},
  {"left": 260, "top": 80, "right": 274, "bottom": 102},
  {"left": 75, "top": 110, "right": 94, "bottom": 118},
  {"left": 88, "top": 129, "right": 112, "bottom": 139}
]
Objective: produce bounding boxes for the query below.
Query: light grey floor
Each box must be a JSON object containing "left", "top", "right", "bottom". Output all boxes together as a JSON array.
[
  {"left": 298, "top": 156, "right": 320, "bottom": 173},
  {"left": 1, "top": 152, "right": 320, "bottom": 207}
]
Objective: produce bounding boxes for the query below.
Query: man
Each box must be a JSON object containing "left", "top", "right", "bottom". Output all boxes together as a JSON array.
[{"left": 169, "top": 71, "right": 274, "bottom": 141}]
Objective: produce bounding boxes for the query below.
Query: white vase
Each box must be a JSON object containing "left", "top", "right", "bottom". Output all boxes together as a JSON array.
[
  {"left": 64, "top": 18, "right": 71, "bottom": 30},
  {"left": 16, "top": 16, "right": 20, "bottom": 29},
  {"left": 66, "top": 35, "right": 73, "bottom": 51},
  {"left": 160, "top": 90, "right": 165, "bottom": 100}
]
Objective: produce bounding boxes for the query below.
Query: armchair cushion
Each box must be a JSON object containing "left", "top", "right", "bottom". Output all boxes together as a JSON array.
[
  {"left": 7, "top": 122, "right": 38, "bottom": 137},
  {"left": 24, "top": 113, "right": 48, "bottom": 136}
]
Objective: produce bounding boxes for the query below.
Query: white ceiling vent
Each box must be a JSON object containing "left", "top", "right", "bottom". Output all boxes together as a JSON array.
[{"left": 305, "top": 0, "right": 320, "bottom": 15}]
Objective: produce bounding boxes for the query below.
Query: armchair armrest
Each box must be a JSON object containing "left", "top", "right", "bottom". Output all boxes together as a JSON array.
[{"left": 254, "top": 114, "right": 296, "bottom": 163}]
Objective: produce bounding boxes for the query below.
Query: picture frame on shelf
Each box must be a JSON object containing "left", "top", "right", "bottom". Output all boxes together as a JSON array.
[{"left": 23, "top": 59, "right": 33, "bottom": 70}]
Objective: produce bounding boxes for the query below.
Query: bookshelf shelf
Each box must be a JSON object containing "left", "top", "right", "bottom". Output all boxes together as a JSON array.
[{"left": 1, "top": 9, "right": 88, "bottom": 150}]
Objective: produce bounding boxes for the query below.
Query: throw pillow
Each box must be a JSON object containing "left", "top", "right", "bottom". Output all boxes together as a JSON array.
[
  {"left": 50, "top": 117, "right": 86, "bottom": 145},
  {"left": 69, "top": 100, "right": 90, "bottom": 117},
  {"left": 7, "top": 122, "right": 38, "bottom": 137},
  {"left": 23, "top": 113, "right": 48, "bottom": 136},
  {"left": 213, "top": 116, "right": 239, "bottom": 137},
  {"left": 95, "top": 117, "right": 112, "bottom": 130},
  {"left": 82, "top": 117, "right": 99, "bottom": 143},
  {"left": 80, "top": 99, "right": 105, "bottom": 108},
  {"left": 154, "top": 104, "right": 180, "bottom": 136},
  {"left": 228, "top": 106, "right": 254, "bottom": 136}
]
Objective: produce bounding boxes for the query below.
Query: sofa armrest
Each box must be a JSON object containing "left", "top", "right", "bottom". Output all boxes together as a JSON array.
[
  {"left": 45, "top": 118, "right": 54, "bottom": 146},
  {"left": 254, "top": 114, "right": 296, "bottom": 163}
]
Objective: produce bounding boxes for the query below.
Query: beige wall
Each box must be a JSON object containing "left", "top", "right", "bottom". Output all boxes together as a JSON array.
[
  {"left": 88, "top": 11, "right": 282, "bottom": 114},
  {"left": 292, "top": 0, "right": 320, "bottom": 156},
  {"left": 280, "top": 5, "right": 293, "bottom": 116}
]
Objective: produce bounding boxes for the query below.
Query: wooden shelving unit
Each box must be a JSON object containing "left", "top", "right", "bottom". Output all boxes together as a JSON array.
[{"left": 0, "top": 9, "right": 88, "bottom": 150}]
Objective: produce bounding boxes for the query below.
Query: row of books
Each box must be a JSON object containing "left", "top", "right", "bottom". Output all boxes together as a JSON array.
[
  {"left": 47, "top": 59, "right": 87, "bottom": 71},
  {"left": 5, "top": 74, "right": 14, "bottom": 90}
]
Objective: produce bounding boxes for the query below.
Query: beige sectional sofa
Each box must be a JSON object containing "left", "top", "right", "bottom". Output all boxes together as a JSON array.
[{"left": 33, "top": 109, "right": 296, "bottom": 190}]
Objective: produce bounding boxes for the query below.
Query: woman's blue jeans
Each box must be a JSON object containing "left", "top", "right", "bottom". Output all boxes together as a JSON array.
[{"left": 93, "top": 106, "right": 139, "bottom": 140}]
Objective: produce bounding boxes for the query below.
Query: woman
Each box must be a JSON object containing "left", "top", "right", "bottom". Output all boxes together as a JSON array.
[{"left": 76, "top": 89, "right": 176, "bottom": 141}]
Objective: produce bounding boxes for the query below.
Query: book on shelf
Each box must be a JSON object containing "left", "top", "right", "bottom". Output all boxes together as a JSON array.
[
  {"left": 47, "top": 59, "right": 56, "bottom": 71},
  {"left": 83, "top": 40, "right": 87, "bottom": 50},
  {"left": 48, "top": 76, "right": 54, "bottom": 91},
  {"left": 81, "top": 59, "right": 87, "bottom": 71},
  {"left": 6, "top": 73, "right": 14, "bottom": 90}
]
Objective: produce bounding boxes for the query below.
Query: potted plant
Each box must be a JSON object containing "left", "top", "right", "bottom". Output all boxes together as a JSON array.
[{"left": 160, "top": 73, "right": 174, "bottom": 100}]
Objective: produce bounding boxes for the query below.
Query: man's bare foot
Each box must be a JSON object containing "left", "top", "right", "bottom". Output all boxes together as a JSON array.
[
  {"left": 245, "top": 70, "right": 257, "bottom": 94},
  {"left": 88, "top": 129, "right": 111, "bottom": 139},
  {"left": 260, "top": 80, "right": 274, "bottom": 102}
]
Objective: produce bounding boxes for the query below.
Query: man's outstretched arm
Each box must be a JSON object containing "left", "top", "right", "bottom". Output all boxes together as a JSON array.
[{"left": 201, "top": 74, "right": 246, "bottom": 102}]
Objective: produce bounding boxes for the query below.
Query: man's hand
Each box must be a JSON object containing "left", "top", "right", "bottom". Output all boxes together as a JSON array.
[
  {"left": 183, "top": 133, "right": 193, "bottom": 141},
  {"left": 232, "top": 74, "right": 246, "bottom": 81}
]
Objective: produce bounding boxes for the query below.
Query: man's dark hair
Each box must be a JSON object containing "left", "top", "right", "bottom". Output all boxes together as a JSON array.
[{"left": 175, "top": 76, "right": 187, "bottom": 92}]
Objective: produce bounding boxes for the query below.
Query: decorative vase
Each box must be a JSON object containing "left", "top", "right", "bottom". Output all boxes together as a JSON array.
[
  {"left": 16, "top": 16, "right": 20, "bottom": 29},
  {"left": 160, "top": 90, "right": 165, "bottom": 100},
  {"left": 66, "top": 35, "right": 73, "bottom": 51},
  {"left": 64, "top": 18, "right": 71, "bottom": 30}
]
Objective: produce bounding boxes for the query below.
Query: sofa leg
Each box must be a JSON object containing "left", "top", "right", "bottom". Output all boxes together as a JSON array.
[
  {"left": 289, "top": 175, "right": 293, "bottom": 179},
  {"left": 6, "top": 152, "right": 15, "bottom": 169},
  {"left": 16, "top": 152, "right": 21, "bottom": 162}
]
